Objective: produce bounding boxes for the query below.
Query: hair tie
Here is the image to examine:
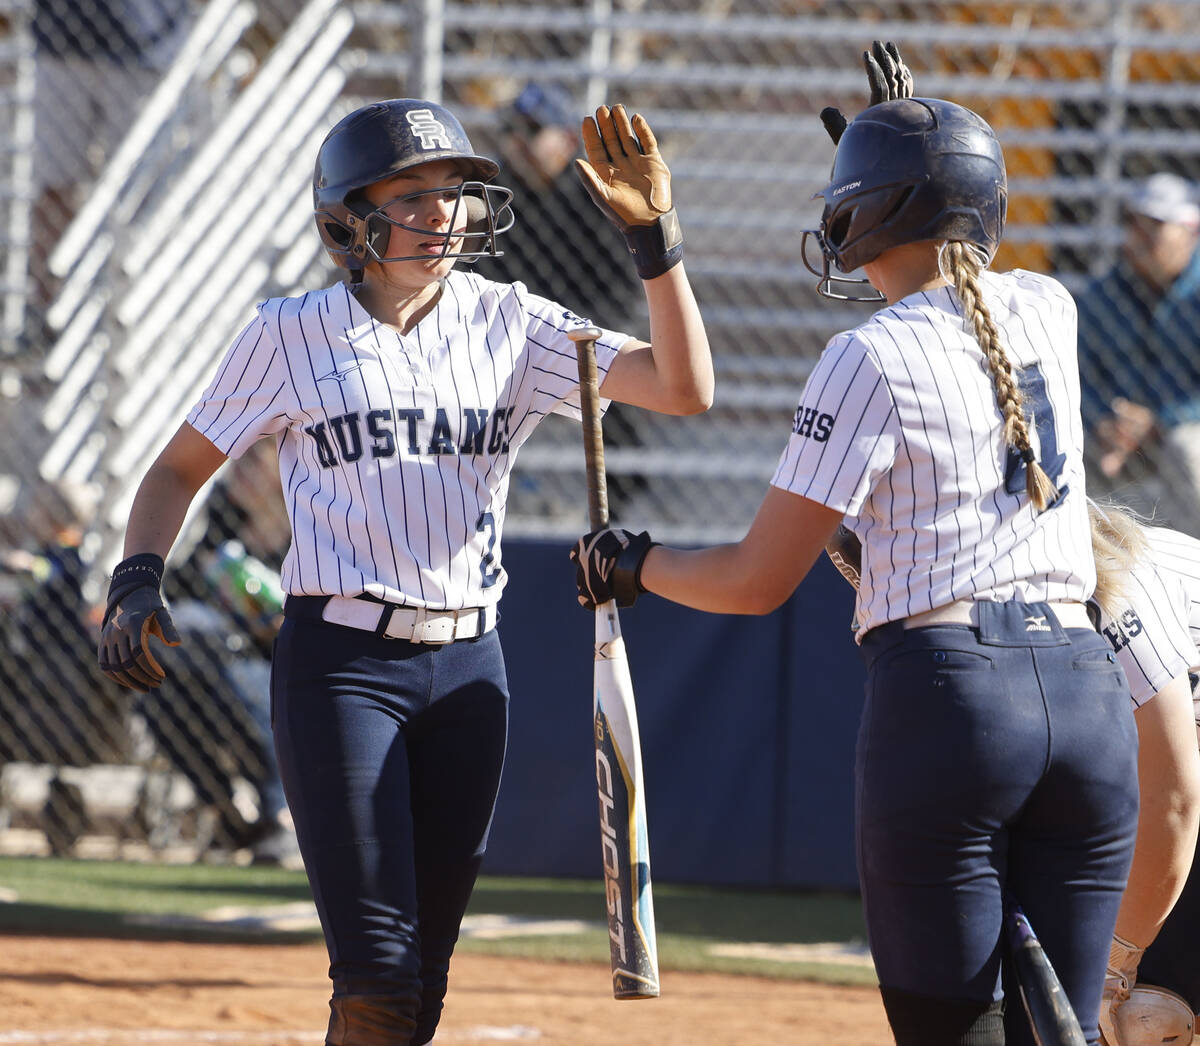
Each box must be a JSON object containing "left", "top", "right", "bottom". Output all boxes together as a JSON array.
[{"left": 1020, "top": 446, "right": 1036, "bottom": 465}]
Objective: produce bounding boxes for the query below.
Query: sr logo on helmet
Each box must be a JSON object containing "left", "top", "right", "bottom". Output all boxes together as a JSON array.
[{"left": 406, "top": 109, "right": 451, "bottom": 151}]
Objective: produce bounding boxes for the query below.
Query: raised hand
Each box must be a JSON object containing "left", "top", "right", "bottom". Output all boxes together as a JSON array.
[
  {"left": 575, "top": 104, "right": 672, "bottom": 230},
  {"left": 865, "top": 40, "right": 914, "bottom": 107},
  {"left": 821, "top": 40, "right": 915, "bottom": 146}
]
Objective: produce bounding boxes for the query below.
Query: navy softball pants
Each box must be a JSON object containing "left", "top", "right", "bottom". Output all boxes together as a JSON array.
[
  {"left": 270, "top": 614, "right": 509, "bottom": 1046},
  {"left": 856, "top": 601, "right": 1139, "bottom": 1046}
]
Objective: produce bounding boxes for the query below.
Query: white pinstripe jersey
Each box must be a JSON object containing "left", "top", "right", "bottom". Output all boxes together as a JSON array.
[
  {"left": 1096, "top": 527, "right": 1200, "bottom": 709},
  {"left": 186, "top": 272, "right": 625, "bottom": 609},
  {"left": 771, "top": 268, "right": 1094, "bottom": 637}
]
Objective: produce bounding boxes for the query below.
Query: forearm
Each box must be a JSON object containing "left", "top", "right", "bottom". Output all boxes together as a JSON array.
[
  {"left": 120, "top": 424, "right": 227, "bottom": 561},
  {"left": 1114, "top": 776, "right": 1200, "bottom": 947},
  {"left": 638, "top": 486, "right": 841, "bottom": 614},
  {"left": 1116, "top": 680, "right": 1200, "bottom": 948},
  {"left": 639, "top": 542, "right": 784, "bottom": 615},
  {"left": 640, "top": 263, "right": 714, "bottom": 414},
  {"left": 1116, "top": 803, "right": 1199, "bottom": 949},
  {"left": 122, "top": 465, "right": 202, "bottom": 560},
  {"left": 574, "top": 488, "right": 839, "bottom": 616}
]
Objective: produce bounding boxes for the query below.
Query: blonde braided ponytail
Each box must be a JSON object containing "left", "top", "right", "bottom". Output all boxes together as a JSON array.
[{"left": 942, "top": 241, "right": 1058, "bottom": 511}]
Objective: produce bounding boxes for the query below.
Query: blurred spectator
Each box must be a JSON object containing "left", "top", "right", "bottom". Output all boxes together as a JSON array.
[
  {"left": 30, "top": 0, "right": 192, "bottom": 318},
  {"left": 0, "top": 466, "right": 296, "bottom": 863},
  {"left": 137, "top": 443, "right": 299, "bottom": 865},
  {"left": 0, "top": 478, "right": 127, "bottom": 853},
  {"left": 475, "top": 81, "right": 648, "bottom": 519},
  {"left": 0, "top": 478, "right": 122, "bottom": 768},
  {"left": 1077, "top": 173, "right": 1200, "bottom": 533}
]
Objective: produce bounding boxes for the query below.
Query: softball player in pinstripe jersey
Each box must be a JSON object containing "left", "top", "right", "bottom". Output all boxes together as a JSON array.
[
  {"left": 1087, "top": 504, "right": 1200, "bottom": 1045},
  {"left": 574, "top": 95, "right": 1140, "bottom": 1045},
  {"left": 97, "top": 98, "right": 712, "bottom": 1046}
]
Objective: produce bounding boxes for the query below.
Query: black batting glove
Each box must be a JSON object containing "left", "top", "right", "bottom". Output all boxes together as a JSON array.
[
  {"left": 821, "top": 40, "right": 915, "bottom": 146},
  {"left": 865, "top": 40, "right": 914, "bottom": 106},
  {"left": 569, "top": 528, "right": 657, "bottom": 610},
  {"left": 819, "top": 108, "right": 849, "bottom": 147},
  {"left": 97, "top": 554, "right": 181, "bottom": 692}
]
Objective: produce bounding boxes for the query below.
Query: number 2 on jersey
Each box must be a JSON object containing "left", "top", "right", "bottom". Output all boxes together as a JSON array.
[
  {"left": 477, "top": 511, "right": 500, "bottom": 588},
  {"left": 1004, "top": 363, "right": 1068, "bottom": 507}
]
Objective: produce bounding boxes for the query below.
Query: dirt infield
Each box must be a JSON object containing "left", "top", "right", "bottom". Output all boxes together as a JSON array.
[{"left": 0, "top": 936, "right": 892, "bottom": 1045}]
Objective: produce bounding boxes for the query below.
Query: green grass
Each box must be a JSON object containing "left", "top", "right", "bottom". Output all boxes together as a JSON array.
[
  {"left": 0, "top": 856, "right": 315, "bottom": 942},
  {"left": 0, "top": 857, "right": 874, "bottom": 984},
  {"left": 465, "top": 877, "right": 876, "bottom": 984}
]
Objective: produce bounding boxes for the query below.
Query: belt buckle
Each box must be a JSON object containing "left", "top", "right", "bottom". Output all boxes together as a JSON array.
[{"left": 413, "top": 607, "right": 456, "bottom": 645}]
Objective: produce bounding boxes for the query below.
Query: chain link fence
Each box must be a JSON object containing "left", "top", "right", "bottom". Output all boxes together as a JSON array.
[{"left": 2, "top": 0, "right": 1200, "bottom": 859}]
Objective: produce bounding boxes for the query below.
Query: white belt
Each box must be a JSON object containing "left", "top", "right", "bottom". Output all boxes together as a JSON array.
[
  {"left": 903, "top": 600, "right": 1094, "bottom": 631},
  {"left": 322, "top": 596, "right": 496, "bottom": 644}
]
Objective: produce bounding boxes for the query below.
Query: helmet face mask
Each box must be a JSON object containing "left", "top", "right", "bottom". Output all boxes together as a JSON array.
[
  {"left": 804, "top": 97, "right": 1008, "bottom": 301},
  {"left": 313, "top": 99, "right": 515, "bottom": 271},
  {"left": 799, "top": 229, "right": 885, "bottom": 302},
  {"left": 316, "top": 179, "right": 514, "bottom": 267}
]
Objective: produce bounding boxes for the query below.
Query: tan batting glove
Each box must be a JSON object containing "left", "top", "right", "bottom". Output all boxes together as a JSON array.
[
  {"left": 825, "top": 524, "right": 863, "bottom": 591},
  {"left": 575, "top": 104, "right": 672, "bottom": 229},
  {"left": 1099, "top": 934, "right": 1144, "bottom": 1046}
]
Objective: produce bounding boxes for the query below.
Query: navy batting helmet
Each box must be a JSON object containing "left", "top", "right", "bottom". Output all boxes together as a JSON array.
[
  {"left": 809, "top": 97, "right": 1007, "bottom": 284},
  {"left": 313, "top": 98, "right": 513, "bottom": 269}
]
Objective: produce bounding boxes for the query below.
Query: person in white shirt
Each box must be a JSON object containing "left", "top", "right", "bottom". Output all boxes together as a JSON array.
[
  {"left": 1089, "top": 502, "right": 1200, "bottom": 1045},
  {"left": 95, "top": 96, "right": 712, "bottom": 1046},
  {"left": 572, "top": 92, "right": 1139, "bottom": 1046}
]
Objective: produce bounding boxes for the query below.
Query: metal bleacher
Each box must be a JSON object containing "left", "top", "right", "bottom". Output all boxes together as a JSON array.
[
  {"left": 0, "top": 0, "right": 33, "bottom": 350},
  {"left": 35, "top": 0, "right": 354, "bottom": 583}
]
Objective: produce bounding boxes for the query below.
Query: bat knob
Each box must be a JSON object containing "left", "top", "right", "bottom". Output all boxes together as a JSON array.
[{"left": 568, "top": 326, "right": 604, "bottom": 342}]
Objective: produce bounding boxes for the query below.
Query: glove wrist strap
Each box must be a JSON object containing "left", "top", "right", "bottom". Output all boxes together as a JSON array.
[
  {"left": 104, "top": 553, "right": 166, "bottom": 625},
  {"left": 624, "top": 209, "right": 684, "bottom": 280},
  {"left": 611, "top": 534, "right": 658, "bottom": 605},
  {"left": 111, "top": 553, "right": 165, "bottom": 586},
  {"left": 631, "top": 540, "right": 659, "bottom": 594}
]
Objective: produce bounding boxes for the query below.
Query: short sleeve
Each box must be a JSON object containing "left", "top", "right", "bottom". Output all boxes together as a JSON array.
[
  {"left": 1098, "top": 564, "right": 1195, "bottom": 707},
  {"left": 186, "top": 312, "right": 293, "bottom": 460},
  {"left": 519, "top": 289, "right": 628, "bottom": 421},
  {"left": 770, "top": 333, "right": 900, "bottom": 515}
]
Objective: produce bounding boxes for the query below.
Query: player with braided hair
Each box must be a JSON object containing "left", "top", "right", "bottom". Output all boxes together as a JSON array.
[
  {"left": 827, "top": 501, "right": 1200, "bottom": 1045},
  {"left": 572, "top": 56, "right": 1139, "bottom": 1046}
]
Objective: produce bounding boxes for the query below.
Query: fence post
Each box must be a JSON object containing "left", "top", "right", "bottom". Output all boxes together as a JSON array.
[{"left": 410, "top": 0, "right": 444, "bottom": 103}]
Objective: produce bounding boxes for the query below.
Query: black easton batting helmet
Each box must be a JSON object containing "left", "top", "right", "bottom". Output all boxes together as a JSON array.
[
  {"left": 313, "top": 98, "right": 514, "bottom": 269},
  {"left": 802, "top": 97, "right": 1007, "bottom": 298}
]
